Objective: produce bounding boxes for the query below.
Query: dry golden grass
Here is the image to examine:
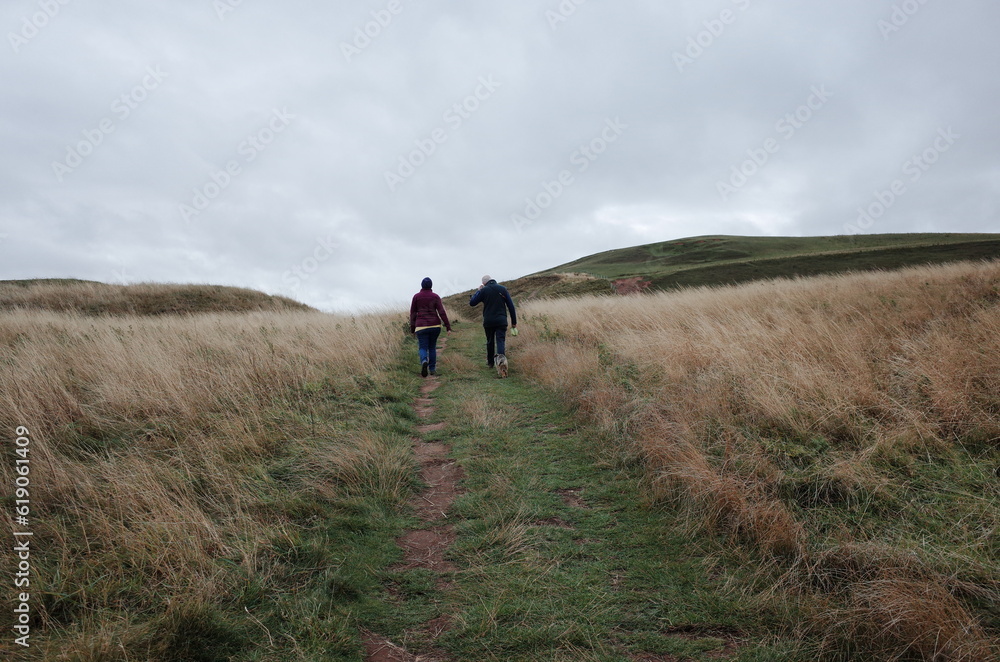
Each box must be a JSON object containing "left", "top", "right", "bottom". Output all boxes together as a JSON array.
[
  {"left": 0, "top": 307, "right": 406, "bottom": 656},
  {"left": 518, "top": 260, "right": 1000, "bottom": 660},
  {"left": 459, "top": 394, "right": 509, "bottom": 430}
]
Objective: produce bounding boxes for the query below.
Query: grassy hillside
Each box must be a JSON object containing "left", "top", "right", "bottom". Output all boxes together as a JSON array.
[
  {"left": 444, "top": 233, "right": 1000, "bottom": 313},
  {"left": 517, "top": 260, "right": 1000, "bottom": 660},
  {"left": 540, "top": 233, "right": 1000, "bottom": 285},
  {"left": 0, "top": 279, "right": 314, "bottom": 315}
]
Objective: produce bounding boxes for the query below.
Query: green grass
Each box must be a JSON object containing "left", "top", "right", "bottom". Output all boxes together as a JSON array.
[
  {"left": 542, "top": 234, "right": 1000, "bottom": 282},
  {"left": 775, "top": 433, "right": 1000, "bottom": 620},
  {"left": 390, "top": 324, "right": 803, "bottom": 661},
  {"left": 227, "top": 361, "right": 431, "bottom": 661}
]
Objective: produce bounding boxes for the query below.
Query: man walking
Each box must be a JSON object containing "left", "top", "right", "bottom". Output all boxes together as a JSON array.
[{"left": 469, "top": 274, "right": 517, "bottom": 377}]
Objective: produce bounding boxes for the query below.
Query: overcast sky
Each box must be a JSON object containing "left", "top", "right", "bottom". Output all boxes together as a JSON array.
[{"left": 2, "top": 1, "right": 998, "bottom": 312}]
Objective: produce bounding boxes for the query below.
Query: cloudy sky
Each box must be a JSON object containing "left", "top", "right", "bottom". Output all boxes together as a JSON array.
[{"left": 2, "top": 1, "right": 997, "bottom": 312}]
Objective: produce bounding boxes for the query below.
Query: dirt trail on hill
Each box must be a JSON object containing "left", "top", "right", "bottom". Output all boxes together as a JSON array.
[
  {"left": 363, "top": 335, "right": 462, "bottom": 662},
  {"left": 359, "top": 328, "right": 758, "bottom": 661}
]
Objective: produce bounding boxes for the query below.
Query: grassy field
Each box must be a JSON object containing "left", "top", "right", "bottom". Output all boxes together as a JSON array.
[
  {"left": 515, "top": 259, "right": 1000, "bottom": 660},
  {"left": 4, "top": 250, "right": 999, "bottom": 660},
  {"left": 0, "top": 302, "right": 420, "bottom": 660}
]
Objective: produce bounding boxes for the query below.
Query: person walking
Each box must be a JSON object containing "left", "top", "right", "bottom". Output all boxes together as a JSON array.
[
  {"left": 469, "top": 274, "right": 517, "bottom": 377},
  {"left": 409, "top": 277, "right": 451, "bottom": 377}
]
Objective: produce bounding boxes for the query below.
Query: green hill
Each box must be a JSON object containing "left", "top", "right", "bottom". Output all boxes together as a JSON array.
[
  {"left": 540, "top": 233, "right": 1000, "bottom": 286},
  {"left": 445, "top": 233, "right": 1000, "bottom": 312},
  {"left": 0, "top": 279, "right": 314, "bottom": 316}
]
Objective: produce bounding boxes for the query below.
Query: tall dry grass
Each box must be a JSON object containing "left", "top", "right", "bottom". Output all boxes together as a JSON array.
[
  {"left": 517, "top": 260, "right": 1000, "bottom": 660},
  {"left": 0, "top": 308, "right": 407, "bottom": 656}
]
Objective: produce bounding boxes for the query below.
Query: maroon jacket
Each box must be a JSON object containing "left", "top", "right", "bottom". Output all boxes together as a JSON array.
[{"left": 409, "top": 289, "right": 451, "bottom": 333}]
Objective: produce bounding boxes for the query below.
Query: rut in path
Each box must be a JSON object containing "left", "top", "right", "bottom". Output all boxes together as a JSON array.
[{"left": 363, "top": 335, "right": 462, "bottom": 662}]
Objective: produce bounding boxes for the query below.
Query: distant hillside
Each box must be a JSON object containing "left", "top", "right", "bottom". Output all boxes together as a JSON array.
[
  {"left": 0, "top": 280, "right": 314, "bottom": 316},
  {"left": 445, "top": 233, "right": 1000, "bottom": 312},
  {"left": 540, "top": 233, "right": 1000, "bottom": 289}
]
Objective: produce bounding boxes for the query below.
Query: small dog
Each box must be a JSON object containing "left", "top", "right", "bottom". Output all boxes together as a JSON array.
[{"left": 495, "top": 353, "right": 508, "bottom": 378}]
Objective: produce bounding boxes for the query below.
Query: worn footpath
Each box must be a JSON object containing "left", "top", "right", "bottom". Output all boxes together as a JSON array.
[{"left": 360, "top": 325, "right": 795, "bottom": 661}]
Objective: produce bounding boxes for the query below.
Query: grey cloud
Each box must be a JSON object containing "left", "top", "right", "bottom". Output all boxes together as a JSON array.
[{"left": 1, "top": 0, "right": 997, "bottom": 311}]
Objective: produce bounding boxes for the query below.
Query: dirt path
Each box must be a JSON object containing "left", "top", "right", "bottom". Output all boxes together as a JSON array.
[
  {"left": 363, "top": 335, "right": 462, "bottom": 662},
  {"left": 358, "top": 326, "right": 787, "bottom": 661}
]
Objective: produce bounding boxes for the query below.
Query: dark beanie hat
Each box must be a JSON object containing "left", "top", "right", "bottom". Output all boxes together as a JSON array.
[{"left": 421, "top": 277, "right": 432, "bottom": 290}]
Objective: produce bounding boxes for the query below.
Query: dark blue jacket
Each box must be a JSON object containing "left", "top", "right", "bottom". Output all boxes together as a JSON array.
[{"left": 469, "top": 280, "right": 517, "bottom": 327}]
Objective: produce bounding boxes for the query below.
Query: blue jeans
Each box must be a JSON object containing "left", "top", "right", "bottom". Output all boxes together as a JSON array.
[
  {"left": 484, "top": 324, "right": 507, "bottom": 365},
  {"left": 416, "top": 327, "right": 441, "bottom": 370}
]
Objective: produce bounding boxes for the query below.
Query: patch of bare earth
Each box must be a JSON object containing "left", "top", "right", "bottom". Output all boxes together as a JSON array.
[
  {"left": 361, "top": 630, "right": 419, "bottom": 662},
  {"left": 364, "top": 337, "right": 463, "bottom": 662},
  {"left": 394, "top": 528, "right": 458, "bottom": 572},
  {"left": 612, "top": 276, "right": 653, "bottom": 295},
  {"left": 414, "top": 397, "right": 435, "bottom": 418},
  {"left": 555, "top": 487, "right": 588, "bottom": 508},
  {"left": 412, "top": 450, "right": 463, "bottom": 521}
]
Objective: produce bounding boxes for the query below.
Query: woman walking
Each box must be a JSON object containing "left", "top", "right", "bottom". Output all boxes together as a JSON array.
[{"left": 409, "top": 277, "right": 451, "bottom": 377}]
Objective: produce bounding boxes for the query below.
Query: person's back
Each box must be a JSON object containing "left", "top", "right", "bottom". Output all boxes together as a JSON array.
[
  {"left": 410, "top": 277, "right": 451, "bottom": 377},
  {"left": 469, "top": 274, "right": 516, "bottom": 374},
  {"left": 411, "top": 289, "right": 448, "bottom": 328}
]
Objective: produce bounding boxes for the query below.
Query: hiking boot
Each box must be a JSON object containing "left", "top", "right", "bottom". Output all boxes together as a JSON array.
[
  {"left": 429, "top": 368, "right": 437, "bottom": 376},
  {"left": 421, "top": 360, "right": 429, "bottom": 378}
]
